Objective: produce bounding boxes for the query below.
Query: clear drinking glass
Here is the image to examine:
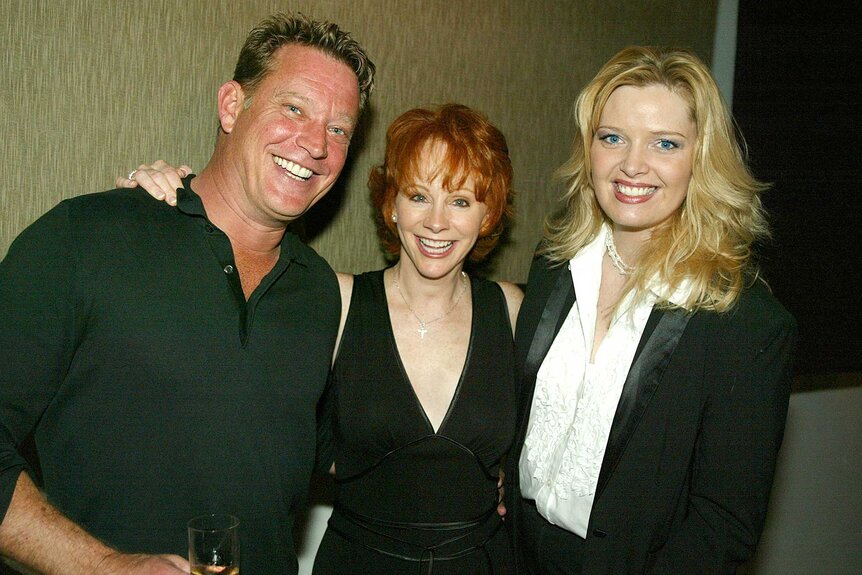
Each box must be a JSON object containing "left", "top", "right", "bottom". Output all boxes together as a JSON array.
[{"left": 187, "top": 513, "right": 240, "bottom": 575}]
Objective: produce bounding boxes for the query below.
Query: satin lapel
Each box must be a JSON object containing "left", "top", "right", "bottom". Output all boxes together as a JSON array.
[
  {"left": 594, "top": 307, "right": 692, "bottom": 500},
  {"left": 521, "top": 265, "right": 575, "bottom": 402},
  {"left": 509, "top": 261, "right": 575, "bottom": 554}
]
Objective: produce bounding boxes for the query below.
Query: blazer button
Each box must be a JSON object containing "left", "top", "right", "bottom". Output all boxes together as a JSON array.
[{"left": 592, "top": 528, "right": 608, "bottom": 538}]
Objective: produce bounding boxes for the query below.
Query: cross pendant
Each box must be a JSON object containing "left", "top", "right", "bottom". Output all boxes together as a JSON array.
[{"left": 418, "top": 323, "right": 428, "bottom": 339}]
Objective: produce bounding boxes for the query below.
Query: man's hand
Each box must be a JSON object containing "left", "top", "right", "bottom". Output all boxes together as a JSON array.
[
  {"left": 0, "top": 473, "right": 189, "bottom": 575},
  {"left": 95, "top": 551, "right": 189, "bottom": 575}
]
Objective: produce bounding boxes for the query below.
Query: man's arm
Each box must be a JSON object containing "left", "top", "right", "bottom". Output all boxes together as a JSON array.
[
  {"left": 0, "top": 472, "right": 188, "bottom": 575},
  {"left": 0, "top": 206, "right": 187, "bottom": 574}
]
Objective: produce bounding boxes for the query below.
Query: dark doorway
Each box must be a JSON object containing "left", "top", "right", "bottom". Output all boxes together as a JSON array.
[{"left": 733, "top": 1, "right": 861, "bottom": 378}]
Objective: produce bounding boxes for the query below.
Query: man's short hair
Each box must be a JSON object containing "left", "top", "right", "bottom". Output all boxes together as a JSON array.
[{"left": 233, "top": 12, "right": 376, "bottom": 112}]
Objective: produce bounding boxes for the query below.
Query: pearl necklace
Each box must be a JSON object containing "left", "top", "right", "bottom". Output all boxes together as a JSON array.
[
  {"left": 393, "top": 269, "right": 468, "bottom": 339},
  {"left": 604, "top": 230, "right": 634, "bottom": 275}
]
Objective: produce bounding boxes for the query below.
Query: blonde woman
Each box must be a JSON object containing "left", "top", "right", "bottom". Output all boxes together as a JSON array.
[{"left": 506, "top": 46, "right": 797, "bottom": 575}]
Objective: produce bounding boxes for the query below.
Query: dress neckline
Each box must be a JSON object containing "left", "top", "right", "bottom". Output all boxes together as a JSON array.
[{"left": 380, "top": 270, "right": 476, "bottom": 435}]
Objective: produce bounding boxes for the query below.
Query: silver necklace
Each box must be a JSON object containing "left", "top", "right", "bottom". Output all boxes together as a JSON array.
[
  {"left": 604, "top": 230, "right": 634, "bottom": 275},
  {"left": 393, "top": 269, "right": 468, "bottom": 339}
]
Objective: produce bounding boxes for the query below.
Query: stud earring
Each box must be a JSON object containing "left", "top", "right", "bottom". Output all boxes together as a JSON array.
[{"left": 392, "top": 213, "right": 398, "bottom": 223}]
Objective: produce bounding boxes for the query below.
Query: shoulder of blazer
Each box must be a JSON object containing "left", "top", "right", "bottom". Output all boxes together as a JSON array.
[
  {"left": 514, "top": 253, "right": 573, "bottom": 373},
  {"left": 648, "top": 280, "right": 797, "bottom": 405},
  {"left": 691, "top": 279, "right": 797, "bottom": 355},
  {"left": 727, "top": 280, "right": 796, "bottom": 329}
]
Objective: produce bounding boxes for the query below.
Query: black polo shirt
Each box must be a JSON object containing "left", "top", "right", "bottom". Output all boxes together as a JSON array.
[{"left": 0, "top": 178, "right": 340, "bottom": 574}]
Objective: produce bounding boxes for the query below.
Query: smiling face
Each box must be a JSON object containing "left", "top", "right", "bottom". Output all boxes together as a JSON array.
[
  {"left": 222, "top": 44, "right": 360, "bottom": 225},
  {"left": 394, "top": 142, "right": 489, "bottom": 281},
  {"left": 591, "top": 84, "right": 696, "bottom": 242}
]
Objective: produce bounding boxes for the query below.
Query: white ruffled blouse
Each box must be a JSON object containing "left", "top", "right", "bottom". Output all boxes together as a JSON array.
[{"left": 518, "top": 225, "right": 664, "bottom": 538}]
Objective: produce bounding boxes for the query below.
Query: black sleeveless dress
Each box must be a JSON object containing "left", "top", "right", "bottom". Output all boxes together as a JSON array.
[{"left": 312, "top": 270, "right": 517, "bottom": 574}]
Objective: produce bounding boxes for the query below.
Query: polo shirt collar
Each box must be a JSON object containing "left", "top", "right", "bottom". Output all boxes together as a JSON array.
[{"left": 174, "top": 175, "right": 307, "bottom": 267}]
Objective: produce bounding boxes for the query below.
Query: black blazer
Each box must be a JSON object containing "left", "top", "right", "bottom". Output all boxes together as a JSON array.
[{"left": 505, "top": 254, "right": 797, "bottom": 575}]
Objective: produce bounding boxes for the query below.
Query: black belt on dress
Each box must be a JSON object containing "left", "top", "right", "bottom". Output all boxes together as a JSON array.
[{"left": 327, "top": 503, "right": 502, "bottom": 575}]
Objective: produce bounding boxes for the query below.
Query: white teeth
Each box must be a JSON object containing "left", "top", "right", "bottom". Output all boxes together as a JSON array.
[
  {"left": 615, "top": 183, "right": 657, "bottom": 197},
  {"left": 419, "top": 237, "right": 453, "bottom": 253},
  {"left": 273, "top": 155, "right": 312, "bottom": 180},
  {"left": 420, "top": 238, "right": 453, "bottom": 248}
]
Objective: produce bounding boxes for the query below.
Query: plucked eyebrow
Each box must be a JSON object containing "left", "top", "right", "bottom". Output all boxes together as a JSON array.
[
  {"left": 596, "top": 125, "right": 691, "bottom": 140},
  {"left": 650, "top": 129, "right": 690, "bottom": 139},
  {"left": 404, "top": 182, "right": 476, "bottom": 196},
  {"left": 594, "top": 124, "right": 621, "bottom": 134}
]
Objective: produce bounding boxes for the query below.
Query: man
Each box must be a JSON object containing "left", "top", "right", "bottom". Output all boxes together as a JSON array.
[{"left": 0, "top": 13, "right": 374, "bottom": 575}]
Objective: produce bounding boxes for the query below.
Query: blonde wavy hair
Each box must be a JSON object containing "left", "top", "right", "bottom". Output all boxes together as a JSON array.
[{"left": 544, "top": 46, "right": 769, "bottom": 312}]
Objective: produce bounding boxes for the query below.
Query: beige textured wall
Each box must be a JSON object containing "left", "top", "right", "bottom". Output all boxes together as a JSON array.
[{"left": 1, "top": 0, "right": 717, "bottom": 283}]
